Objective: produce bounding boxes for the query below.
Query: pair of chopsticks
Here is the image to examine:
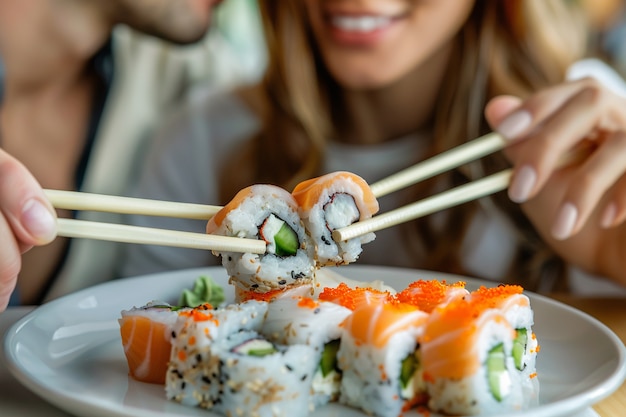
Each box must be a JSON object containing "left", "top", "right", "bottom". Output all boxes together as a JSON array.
[
  {"left": 46, "top": 191, "right": 266, "bottom": 254},
  {"left": 333, "top": 132, "right": 593, "bottom": 241},
  {"left": 47, "top": 131, "right": 590, "bottom": 253}
]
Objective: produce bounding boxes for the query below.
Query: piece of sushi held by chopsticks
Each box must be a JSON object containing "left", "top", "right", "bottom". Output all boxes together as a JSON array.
[
  {"left": 207, "top": 184, "right": 316, "bottom": 295},
  {"left": 292, "top": 171, "right": 379, "bottom": 267}
]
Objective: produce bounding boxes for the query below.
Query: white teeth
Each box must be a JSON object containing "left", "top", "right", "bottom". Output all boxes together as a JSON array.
[{"left": 331, "top": 15, "right": 392, "bottom": 32}]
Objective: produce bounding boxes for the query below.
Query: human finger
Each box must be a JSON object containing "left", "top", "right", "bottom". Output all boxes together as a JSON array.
[
  {"left": 0, "top": 150, "right": 57, "bottom": 245},
  {"left": 550, "top": 130, "right": 626, "bottom": 239},
  {"left": 599, "top": 172, "right": 626, "bottom": 229},
  {"left": 500, "top": 80, "right": 616, "bottom": 203},
  {"left": 492, "top": 78, "right": 600, "bottom": 142},
  {"left": 0, "top": 213, "right": 21, "bottom": 312},
  {"left": 484, "top": 95, "right": 523, "bottom": 127}
]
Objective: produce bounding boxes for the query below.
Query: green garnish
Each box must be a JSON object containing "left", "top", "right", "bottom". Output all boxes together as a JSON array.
[
  {"left": 179, "top": 275, "right": 225, "bottom": 308},
  {"left": 319, "top": 339, "right": 341, "bottom": 377}
]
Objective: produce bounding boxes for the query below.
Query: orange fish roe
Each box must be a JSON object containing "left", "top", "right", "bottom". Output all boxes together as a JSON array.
[
  {"left": 297, "top": 297, "right": 319, "bottom": 309},
  {"left": 237, "top": 287, "right": 289, "bottom": 303},
  {"left": 470, "top": 284, "right": 525, "bottom": 309},
  {"left": 319, "top": 282, "right": 392, "bottom": 310},
  {"left": 395, "top": 280, "right": 467, "bottom": 313},
  {"left": 178, "top": 307, "right": 219, "bottom": 325}
]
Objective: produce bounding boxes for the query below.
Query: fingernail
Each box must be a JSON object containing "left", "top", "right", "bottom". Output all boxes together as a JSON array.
[
  {"left": 601, "top": 203, "right": 617, "bottom": 228},
  {"left": 21, "top": 199, "right": 57, "bottom": 242},
  {"left": 509, "top": 165, "right": 536, "bottom": 203},
  {"left": 497, "top": 110, "right": 532, "bottom": 141},
  {"left": 552, "top": 203, "right": 578, "bottom": 240}
]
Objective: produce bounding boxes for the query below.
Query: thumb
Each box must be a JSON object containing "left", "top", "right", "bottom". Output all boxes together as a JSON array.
[
  {"left": 0, "top": 150, "right": 57, "bottom": 246},
  {"left": 485, "top": 95, "right": 524, "bottom": 131}
]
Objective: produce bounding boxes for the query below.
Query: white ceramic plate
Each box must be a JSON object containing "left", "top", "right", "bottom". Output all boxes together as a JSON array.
[{"left": 4, "top": 266, "right": 626, "bottom": 417}]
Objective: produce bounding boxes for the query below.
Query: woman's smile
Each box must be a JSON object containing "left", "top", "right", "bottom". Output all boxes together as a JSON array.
[
  {"left": 305, "top": 0, "right": 474, "bottom": 89},
  {"left": 325, "top": 11, "right": 408, "bottom": 47}
]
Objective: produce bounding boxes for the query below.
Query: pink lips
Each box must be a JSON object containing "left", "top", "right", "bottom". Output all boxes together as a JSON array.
[{"left": 324, "top": 12, "right": 403, "bottom": 48}]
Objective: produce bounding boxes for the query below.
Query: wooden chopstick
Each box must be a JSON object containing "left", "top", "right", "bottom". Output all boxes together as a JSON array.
[
  {"left": 334, "top": 170, "right": 512, "bottom": 241},
  {"left": 334, "top": 141, "right": 595, "bottom": 242},
  {"left": 45, "top": 189, "right": 221, "bottom": 220},
  {"left": 56, "top": 218, "right": 266, "bottom": 254},
  {"left": 370, "top": 132, "right": 506, "bottom": 198},
  {"left": 43, "top": 132, "right": 505, "bottom": 221}
]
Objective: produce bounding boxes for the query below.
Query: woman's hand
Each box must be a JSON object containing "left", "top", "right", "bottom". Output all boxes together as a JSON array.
[
  {"left": 0, "top": 149, "right": 57, "bottom": 311},
  {"left": 485, "top": 77, "right": 626, "bottom": 285}
]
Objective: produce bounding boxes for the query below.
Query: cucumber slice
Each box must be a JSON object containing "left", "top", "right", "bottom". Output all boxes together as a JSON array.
[
  {"left": 400, "top": 353, "right": 418, "bottom": 389},
  {"left": 274, "top": 223, "right": 299, "bottom": 256},
  {"left": 232, "top": 338, "right": 277, "bottom": 357},
  {"left": 259, "top": 215, "right": 299, "bottom": 256},
  {"left": 487, "top": 343, "right": 509, "bottom": 402},
  {"left": 512, "top": 328, "right": 528, "bottom": 371},
  {"left": 248, "top": 347, "right": 278, "bottom": 357},
  {"left": 319, "top": 339, "right": 341, "bottom": 377}
]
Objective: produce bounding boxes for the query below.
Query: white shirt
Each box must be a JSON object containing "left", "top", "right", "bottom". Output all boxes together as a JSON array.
[{"left": 119, "top": 59, "right": 626, "bottom": 296}]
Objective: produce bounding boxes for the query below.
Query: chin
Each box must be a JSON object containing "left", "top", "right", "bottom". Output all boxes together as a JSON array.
[
  {"left": 332, "top": 70, "right": 400, "bottom": 91},
  {"left": 148, "top": 20, "right": 213, "bottom": 45}
]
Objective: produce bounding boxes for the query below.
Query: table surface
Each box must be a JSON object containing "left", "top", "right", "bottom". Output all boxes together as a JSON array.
[{"left": 1, "top": 295, "right": 624, "bottom": 417}]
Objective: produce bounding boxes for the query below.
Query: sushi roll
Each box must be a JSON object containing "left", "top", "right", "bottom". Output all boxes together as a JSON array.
[
  {"left": 337, "top": 300, "right": 429, "bottom": 417},
  {"left": 119, "top": 301, "right": 181, "bottom": 384},
  {"left": 206, "top": 184, "right": 316, "bottom": 294},
  {"left": 166, "top": 300, "right": 268, "bottom": 408},
  {"left": 292, "top": 171, "right": 379, "bottom": 266},
  {"left": 420, "top": 292, "right": 529, "bottom": 415},
  {"left": 261, "top": 286, "right": 353, "bottom": 407},
  {"left": 213, "top": 330, "right": 318, "bottom": 417},
  {"left": 469, "top": 285, "right": 540, "bottom": 404}
]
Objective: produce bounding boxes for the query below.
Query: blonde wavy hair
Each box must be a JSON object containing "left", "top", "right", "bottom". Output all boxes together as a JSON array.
[{"left": 222, "top": 0, "right": 588, "bottom": 292}]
